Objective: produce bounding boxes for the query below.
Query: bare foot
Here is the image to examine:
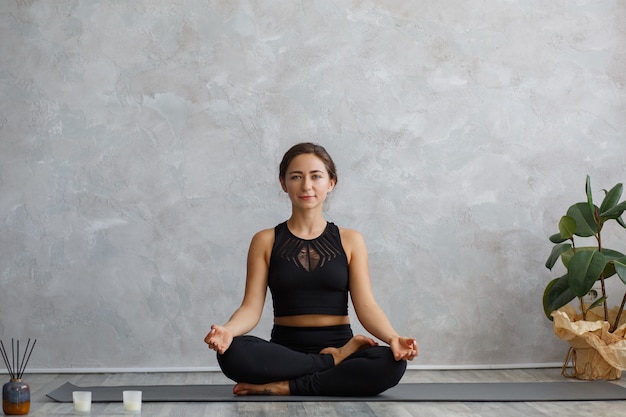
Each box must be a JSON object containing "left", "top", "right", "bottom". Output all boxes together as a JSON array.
[
  {"left": 319, "top": 335, "right": 378, "bottom": 365},
  {"left": 233, "top": 381, "right": 290, "bottom": 396}
]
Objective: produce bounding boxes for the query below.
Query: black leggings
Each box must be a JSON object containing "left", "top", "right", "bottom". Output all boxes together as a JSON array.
[{"left": 216, "top": 324, "right": 407, "bottom": 396}]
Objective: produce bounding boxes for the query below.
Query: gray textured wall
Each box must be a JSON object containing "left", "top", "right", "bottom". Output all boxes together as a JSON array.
[{"left": 1, "top": 1, "right": 625, "bottom": 371}]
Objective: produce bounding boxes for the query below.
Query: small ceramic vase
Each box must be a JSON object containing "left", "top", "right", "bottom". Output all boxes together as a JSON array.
[{"left": 2, "top": 379, "right": 30, "bottom": 415}]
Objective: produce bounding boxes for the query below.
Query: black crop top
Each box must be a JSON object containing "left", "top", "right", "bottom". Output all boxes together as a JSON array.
[{"left": 268, "top": 222, "right": 349, "bottom": 317}]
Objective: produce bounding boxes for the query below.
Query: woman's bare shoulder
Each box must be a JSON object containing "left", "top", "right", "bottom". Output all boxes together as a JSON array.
[
  {"left": 338, "top": 226, "right": 364, "bottom": 239},
  {"left": 247, "top": 227, "right": 275, "bottom": 264},
  {"left": 338, "top": 227, "right": 367, "bottom": 251},
  {"left": 251, "top": 227, "right": 275, "bottom": 246}
]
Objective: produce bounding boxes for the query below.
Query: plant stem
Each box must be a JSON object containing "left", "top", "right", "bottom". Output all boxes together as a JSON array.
[
  {"left": 595, "top": 229, "right": 609, "bottom": 321},
  {"left": 597, "top": 272, "right": 609, "bottom": 321},
  {"left": 611, "top": 293, "right": 626, "bottom": 333}
]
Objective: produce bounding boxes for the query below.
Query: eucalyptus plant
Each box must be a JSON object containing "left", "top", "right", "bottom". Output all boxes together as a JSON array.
[{"left": 543, "top": 176, "right": 626, "bottom": 332}]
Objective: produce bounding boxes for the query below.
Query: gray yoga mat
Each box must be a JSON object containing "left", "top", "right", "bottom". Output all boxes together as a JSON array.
[{"left": 47, "top": 381, "right": 626, "bottom": 402}]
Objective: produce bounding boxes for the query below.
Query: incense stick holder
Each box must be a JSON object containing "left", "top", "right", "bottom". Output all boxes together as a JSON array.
[{"left": 2, "top": 379, "right": 30, "bottom": 415}]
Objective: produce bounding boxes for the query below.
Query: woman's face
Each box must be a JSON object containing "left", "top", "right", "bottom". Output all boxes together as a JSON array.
[{"left": 280, "top": 153, "right": 335, "bottom": 209}]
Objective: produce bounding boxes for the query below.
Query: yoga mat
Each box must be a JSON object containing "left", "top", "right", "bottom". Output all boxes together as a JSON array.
[{"left": 47, "top": 381, "right": 626, "bottom": 402}]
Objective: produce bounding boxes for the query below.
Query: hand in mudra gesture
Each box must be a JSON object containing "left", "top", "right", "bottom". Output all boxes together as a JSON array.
[
  {"left": 204, "top": 324, "right": 233, "bottom": 355},
  {"left": 390, "top": 336, "right": 418, "bottom": 361}
]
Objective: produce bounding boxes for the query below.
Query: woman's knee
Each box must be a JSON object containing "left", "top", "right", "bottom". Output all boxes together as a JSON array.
[
  {"left": 369, "top": 346, "right": 407, "bottom": 387},
  {"left": 215, "top": 335, "right": 259, "bottom": 381},
  {"left": 334, "top": 346, "right": 406, "bottom": 395},
  {"left": 363, "top": 349, "right": 406, "bottom": 395},
  {"left": 389, "top": 353, "right": 408, "bottom": 384}
]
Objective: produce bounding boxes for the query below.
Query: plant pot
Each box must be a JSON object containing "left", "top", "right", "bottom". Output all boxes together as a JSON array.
[
  {"left": 562, "top": 345, "right": 622, "bottom": 380},
  {"left": 2, "top": 379, "right": 30, "bottom": 415},
  {"left": 553, "top": 307, "right": 626, "bottom": 381}
]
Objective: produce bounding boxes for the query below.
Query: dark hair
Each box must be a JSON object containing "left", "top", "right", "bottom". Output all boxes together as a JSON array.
[{"left": 279, "top": 142, "right": 338, "bottom": 184}]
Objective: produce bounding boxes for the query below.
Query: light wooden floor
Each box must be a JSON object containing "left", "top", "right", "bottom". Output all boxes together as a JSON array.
[{"left": 17, "top": 368, "right": 626, "bottom": 416}]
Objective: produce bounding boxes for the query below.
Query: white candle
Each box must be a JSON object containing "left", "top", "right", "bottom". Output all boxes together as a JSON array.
[
  {"left": 122, "top": 390, "right": 142, "bottom": 414},
  {"left": 72, "top": 391, "right": 92, "bottom": 414},
  {"left": 124, "top": 401, "right": 141, "bottom": 412},
  {"left": 74, "top": 400, "right": 91, "bottom": 413}
]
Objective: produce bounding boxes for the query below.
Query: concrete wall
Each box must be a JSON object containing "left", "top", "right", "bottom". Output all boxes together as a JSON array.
[{"left": 1, "top": 0, "right": 625, "bottom": 371}]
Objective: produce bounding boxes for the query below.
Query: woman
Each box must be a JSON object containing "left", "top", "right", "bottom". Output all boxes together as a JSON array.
[{"left": 204, "top": 142, "right": 418, "bottom": 396}]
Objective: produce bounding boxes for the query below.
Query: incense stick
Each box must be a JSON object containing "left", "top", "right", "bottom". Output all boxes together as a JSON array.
[
  {"left": 0, "top": 340, "right": 12, "bottom": 378},
  {"left": 17, "top": 339, "right": 31, "bottom": 379},
  {"left": 19, "top": 340, "right": 36, "bottom": 379},
  {"left": 0, "top": 338, "right": 37, "bottom": 380}
]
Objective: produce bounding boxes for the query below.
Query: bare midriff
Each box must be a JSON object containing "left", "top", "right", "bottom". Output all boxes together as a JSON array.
[{"left": 274, "top": 314, "right": 350, "bottom": 327}]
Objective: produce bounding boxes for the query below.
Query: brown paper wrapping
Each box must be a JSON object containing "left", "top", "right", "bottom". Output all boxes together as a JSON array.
[{"left": 552, "top": 306, "right": 626, "bottom": 379}]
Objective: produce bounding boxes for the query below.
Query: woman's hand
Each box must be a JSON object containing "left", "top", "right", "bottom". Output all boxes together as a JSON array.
[
  {"left": 204, "top": 324, "right": 233, "bottom": 355},
  {"left": 389, "top": 336, "right": 418, "bottom": 361}
]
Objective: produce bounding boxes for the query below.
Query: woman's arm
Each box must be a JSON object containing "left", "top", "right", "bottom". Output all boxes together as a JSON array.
[
  {"left": 204, "top": 228, "right": 273, "bottom": 354},
  {"left": 342, "top": 228, "right": 418, "bottom": 361}
]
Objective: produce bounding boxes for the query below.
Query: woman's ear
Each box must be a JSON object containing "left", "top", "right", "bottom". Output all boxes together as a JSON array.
[
  {"left": 279, "top": 176, "right": 287, "bottom": 192},
  {"left": 328, "top": 179, "right": 336, "bottom": 193}
]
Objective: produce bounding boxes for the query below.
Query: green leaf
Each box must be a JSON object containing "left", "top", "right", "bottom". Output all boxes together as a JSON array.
[
  {"left": 601, "top": 249, "right": 626, "bottom": 278},
  {"left": 549, "top": 233, "right": 568, "bottom": 244},
  {"left": 545, "top": 243, "right": 572, "bottom": 270},
  {"left": 614, "top": 258, "right": 626, "bottom": 286},
  {"left": 586, "top": 175, "right": 595, "bottom": 221},
  {"left": 560, "top": 247, "right": 575, "bottom": 269},
  {"left": 557, "top": 216, "right": 576, "bottom": 240},
  {"left": 566, "top": 202, "right": 598, "bottom": 237},
  {"left": 599, "top": 183, "right": 623, "bottom": 214},
  {"left": 567, "top": 250, "right": 606, "bottom": 297},
  {"left": 543, "top": 275, "right": 576, "bottom": 320},
  {"left": 600, "top": 200, "right": 626, "bottom": 220},
  {"left": 561, "top": 247, "right": 624, "bottom": 277},
  {"left": 618, "top": 216, "right": 626, "bottom": 229},
  {"left": 588, "top": 296, "right": 607, "bottom": 310},
  {"left": 602, "top": 248, "right": 626, "bottom": 261}
]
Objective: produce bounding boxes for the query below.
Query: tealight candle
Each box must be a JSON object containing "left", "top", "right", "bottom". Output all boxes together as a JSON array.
[
  {"left": 72, "top": 391, "right": 91, "bottom": 414},
  {"left": 123, "top": 390, "right": 142, "bottom": 414}
]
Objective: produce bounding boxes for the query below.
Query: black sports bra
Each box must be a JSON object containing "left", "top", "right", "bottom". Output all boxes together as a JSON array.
[{"left": 267, "top": 222, "right": 349, "bottom": 317}]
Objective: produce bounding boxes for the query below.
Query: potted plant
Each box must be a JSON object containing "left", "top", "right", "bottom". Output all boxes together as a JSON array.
[{"left": 543, "top": 175, "right": 626, "bottom": 380}]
